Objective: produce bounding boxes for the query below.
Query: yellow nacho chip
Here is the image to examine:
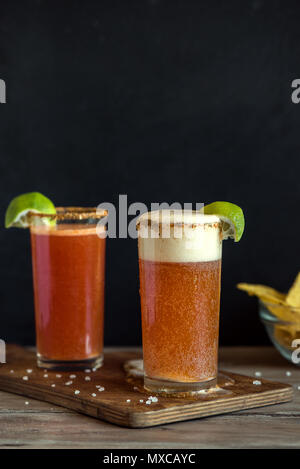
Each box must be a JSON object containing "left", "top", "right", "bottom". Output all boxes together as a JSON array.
[
  {"left": 266, "top": 303, "right": 299, "bottom": 323},
  {"left": 237, "top": 283, "right": 286, "bottom": 304},
  {"left": 286, "top": 272, "right": 300, "bottom": 308},
  {"left": 238, "top": 278, "right": 300, "bottom": 348},
  {"left": 274, "top": 324, "right": 300, "bottom": 350}
]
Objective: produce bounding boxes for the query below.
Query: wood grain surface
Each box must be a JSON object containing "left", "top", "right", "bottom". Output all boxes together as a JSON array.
[
  {"left": 0, "top": 347, "right": 299, "bottom": 448},
  {"left": 0, "top": 345, "right": 293, "bottom": 431}
]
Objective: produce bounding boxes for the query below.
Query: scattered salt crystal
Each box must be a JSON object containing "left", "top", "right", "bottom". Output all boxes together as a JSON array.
[
  {"left": 133, "top": 386, "right": 138, "bottom": 391},
  {"left": 22, "top": 376, "right": 28, "bottom": 381},
  {"left": 92, "top": 368, "right": 97, "bottom": 372},
  {"left": 91, "top": 393, "right": 97, "bottom": 397},
  {"left": 65, "top": 381, "right": 73, "bottom": 386},
  {"left": 253, "top": 380, "right": 262, "bottom": 385},
  {"left": 10, "top": 370, "right": 14, "bottom": 373},
  {"left": 74, "top": 390, "right": 80, "bottom": 395},
  {"left": 70, "top": 374, "right": 76, "bottom": 379},
  {"left": 56, "top": 374, "right": 62, "bottom": 378},
  {"left": 97, "top": 386, "right": 105, "bottom": 392},
  {"left": 297, "top": 385, "right": 300, "bottom": 391},
  {"left": 26, "top": 369, "right": 32, "bottom": 374},
  {"left": 126, "top": 399, "right": 131, "bottom": 403},
  {"left": 254, "top": 371, "right": 262, "bottom": 377},
  {"left": 85, "top": 376, "right": 91, "bottom": 381},
  {"left": 25, "top": 401, "right": 29, "bottom": 405},
  {"left": 84, "top": 369, "right": 91, "bottom": 373},
  {"left": 140, "top": 399, "right": 144, "bottom": 403},
  {"left": 43, "top": 374, "right": 48, "bottom": 378},
  {"left": 286, "top": 371, "right": 292, "bottom": 377},
  {"left": 51, "top": 384, "right": 56, "bottom": 388},
  {"left": 145, "top": 400, "right": 151, "bottom": 405},
  {"left": 148, "top": 396, "right": 158, "bottom": 402}
]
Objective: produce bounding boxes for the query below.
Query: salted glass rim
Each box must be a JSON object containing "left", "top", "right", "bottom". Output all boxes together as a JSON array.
[
  {"left": 137, "top": 209, "right": 221, "bottom": 229},
  {"left": 28, "top": 206, "right": 108, "bottom": 222}
]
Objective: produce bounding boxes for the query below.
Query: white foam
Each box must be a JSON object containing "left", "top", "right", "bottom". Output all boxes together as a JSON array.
[
  {"left": 138, "top": 210, "right": 220, "bottom": 226},
  {"left": 137, "top": 210, "right": 222, "bottom": 263}
]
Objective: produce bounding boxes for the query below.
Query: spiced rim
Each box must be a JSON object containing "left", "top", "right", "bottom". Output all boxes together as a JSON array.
[
  {"left": 136, "top": 210, "right": 221, "bottom": 229},
  {"left": 28, "top": 207, "right": 108, "bottom": 221}
]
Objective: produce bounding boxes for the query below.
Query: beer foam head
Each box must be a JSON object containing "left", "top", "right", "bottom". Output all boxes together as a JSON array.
[{"left": 137, "top": 210, "right": 222, "bottom": 262}]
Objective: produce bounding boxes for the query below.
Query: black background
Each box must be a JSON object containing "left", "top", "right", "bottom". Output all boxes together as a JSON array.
[{"left": 0, "top": 0, "right": 299, "bottom": 346}]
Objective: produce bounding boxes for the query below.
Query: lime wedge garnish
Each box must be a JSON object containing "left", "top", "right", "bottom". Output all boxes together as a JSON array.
[
  {"left": 5, "top": 192, "right": 56, "bottom": 228},
  {"left": 204, "top": 201, "right": 245, "bottom": 242}
]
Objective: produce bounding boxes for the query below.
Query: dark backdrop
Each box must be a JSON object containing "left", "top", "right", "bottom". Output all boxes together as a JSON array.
[{"left": 0, "top": 0, "right": 299, "bottom": 346}]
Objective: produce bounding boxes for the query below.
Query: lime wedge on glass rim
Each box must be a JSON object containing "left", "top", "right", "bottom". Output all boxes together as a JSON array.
[
  {"left": 5, "top": 192, "right": 56, "bottom": 228},
  {"left": 204, "top": 201, "right": 245, "bottom": 242}
]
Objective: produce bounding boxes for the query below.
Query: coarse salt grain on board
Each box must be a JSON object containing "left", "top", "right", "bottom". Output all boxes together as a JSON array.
[
  {"left": 51, "top": 384, "right": 56, "bottom": 388},
  {"left": 10, "top": 370, "right": 14, "bottom": 373},
  {"left": 0, "top": 346, "right": 294, "bottom": 429},
  {"left": 149, "top": 396, "right": 158, "bottom": 402},
  {"left": 84, "top": 369, "right": 91, "bottom": 373},
  {"left": 22, "top": 376, "right": 28, "bottom": 381},
  {"left": 26, "top": 369, "right": 32, "bottom": 374},
  {"left": 255, "top": 371, "right": 262, "bottom": 377},
  {"left": 43, "top": 374, "right": 48, "bottom": 378},
  {"left": 65, "top": 381, "right": 73, "bottom": 386},
  {"left": 91, "top": 393, "right": 97, "bottom": 397},
  {"left": 253, "top": 380, "right": 262, "bottom": 385},
  {"left": 126, "top": 399, "right": 131, "bottom": 403},
  {"left": 70, "top": 374, "right": 76, "bottom": 379},
  {"left": 286, "top": 371, "right": 292, "bottom": 377},
  {"left": 74, "top": 390, "right": 80, "bottom": 395},
  {"left": 85, "top": 376, "right": 91, "bottom": 381},
  {"left": 56, "top": 374, "right": 62, "bottom": 378}
]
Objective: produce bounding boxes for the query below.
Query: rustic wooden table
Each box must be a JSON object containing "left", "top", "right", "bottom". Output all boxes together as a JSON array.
[{"left": 0, "top": 347, "right": 299, "bottom": 449}]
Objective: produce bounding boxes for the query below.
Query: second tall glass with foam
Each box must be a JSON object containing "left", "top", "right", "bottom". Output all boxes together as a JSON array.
[{"left": 137, "top": 210, "right": 222, "bottom": 394}]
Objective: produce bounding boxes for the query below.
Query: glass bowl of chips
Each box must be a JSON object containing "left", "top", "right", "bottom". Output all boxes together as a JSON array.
[
  {"left": 258, "top": 299, "right": 300, "bottom": 364},
  {"left": 238, "top": 273, "right": 300, "bottom": 365}
]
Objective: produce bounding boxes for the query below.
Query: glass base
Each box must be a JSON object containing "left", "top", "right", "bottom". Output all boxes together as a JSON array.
[
  {"left": 37, "top": 353, "right": 103, "bottom": 371},
  {"left": 144, "top": 375, "right": 217, "bottom": 395}
]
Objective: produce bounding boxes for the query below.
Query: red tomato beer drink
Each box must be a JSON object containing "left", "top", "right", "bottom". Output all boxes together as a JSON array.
[
  {"left": 137, "top": 210, "right": 222, "bottom": 394},
  {"left": 30, "top": 208, "right": 107, "bottom": 370}
]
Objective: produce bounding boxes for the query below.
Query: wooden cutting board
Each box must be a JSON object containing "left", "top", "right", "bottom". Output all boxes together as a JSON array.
[{"left": 0, "top": 345, "right": 293, "bottom": 428}]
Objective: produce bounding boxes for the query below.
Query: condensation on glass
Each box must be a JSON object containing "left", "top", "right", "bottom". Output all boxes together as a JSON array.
[
  {"left": 137, "top": 210, "right": 222, "bottom": 394},
  {"left": 30, "top": 207, "right": 107, "bottom": 370}
]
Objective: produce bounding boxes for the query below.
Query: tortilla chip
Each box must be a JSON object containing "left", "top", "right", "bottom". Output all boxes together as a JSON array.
[
  {"left": 274, "top": 324, "right": 300, "bottom": 350},
  {"left": 286, "top": 272, "right": 300, "bottom": 308},
  {"left": 266, "top": 303, "right": 299, "bottom": 323},
  {"left": 237, "top": 283, "right": 286, "bottom": 304}
]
